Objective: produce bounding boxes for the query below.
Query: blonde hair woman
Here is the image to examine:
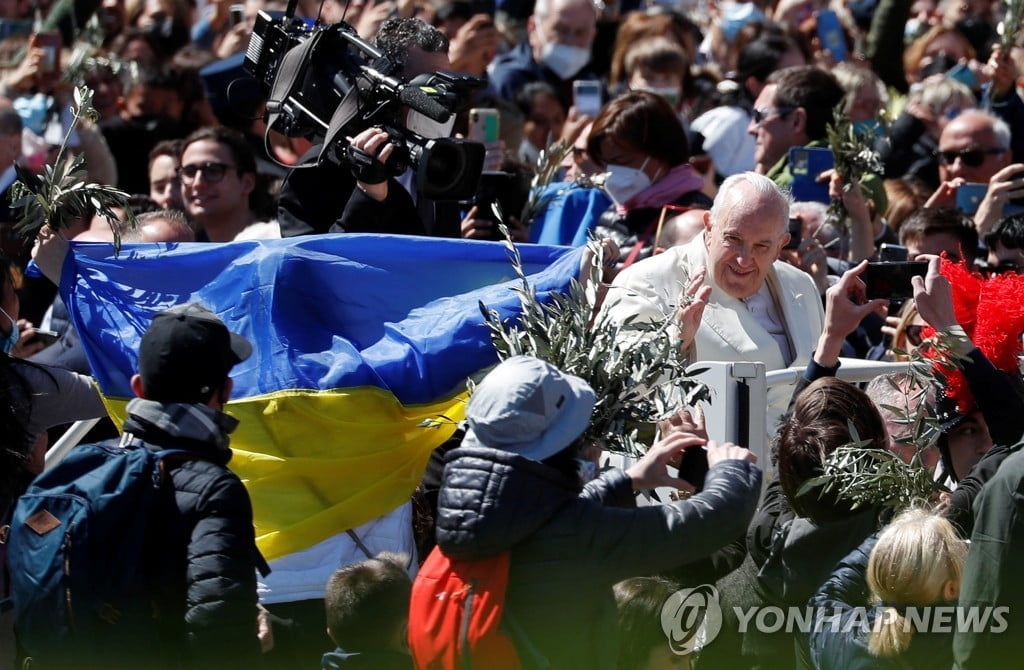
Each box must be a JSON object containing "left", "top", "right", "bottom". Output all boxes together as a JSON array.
[{"left": 810, "top": 507, "right": 967, "bottom": 668}]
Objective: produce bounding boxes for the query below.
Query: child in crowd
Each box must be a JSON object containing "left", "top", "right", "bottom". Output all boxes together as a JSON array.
[
  {"left": 614, "top": 576, "right": 693, "bottom": 670},
  {"left": 810, "top": 507, "right": 966, "bottom": 669},
  {"left": 321, "top": 553, "right": 413, "bottom": 670}
]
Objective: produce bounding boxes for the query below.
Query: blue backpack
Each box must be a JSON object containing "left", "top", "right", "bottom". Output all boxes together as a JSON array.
[{"left": 6, "top": 439, "right": 203, "bottom": 666}]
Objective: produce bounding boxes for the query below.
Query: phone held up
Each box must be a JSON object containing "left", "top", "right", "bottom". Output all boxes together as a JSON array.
[
  {"left": 31, "top": 32, "right": 60, "bottom": 74},
  {"left": 878, "top": 243, "right": 909, "bottom": 263},
  {"left": 573, "top": 80, "right": 602, "bottom": 117},
  {"left": 862, "top": 261, "right": 928, "bottom": 301},
  {"left": 468, "top": 108, "right": 500, "bottom": 144},
  {"left": 784, "top": 216, "right": 803, "bottom": 250},
  {"left": 789, "top": 146, "right": 834, "bottom": 205}
]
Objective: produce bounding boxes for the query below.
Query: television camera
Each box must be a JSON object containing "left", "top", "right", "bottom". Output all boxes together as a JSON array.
[{"left": 243, "top": 5, "right": 485, "bottom": 200}]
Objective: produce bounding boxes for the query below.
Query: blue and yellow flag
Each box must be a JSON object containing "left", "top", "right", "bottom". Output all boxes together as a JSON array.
[{"left": 59, "top": 235, "right": 581, "bottom": 560}]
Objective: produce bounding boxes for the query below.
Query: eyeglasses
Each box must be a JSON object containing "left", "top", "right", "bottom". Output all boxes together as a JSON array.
[
  {"left": 935, "top": 147, "right": 1006, "bottom": 167},
  {"left": 904, "top": 324, "right": 925, "bottom": 347},
  {"left": 751, "top": 107, "right": 795, "bottom": 125},
  {"left": 178, "top": 162, "right": 235, "bottom": 183},
  {"left": 983, "top": 260, "right": 1022, "bottom": 275}
]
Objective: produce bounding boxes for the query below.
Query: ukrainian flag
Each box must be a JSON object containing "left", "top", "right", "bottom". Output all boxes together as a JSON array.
[{"left": 59, "top": 234, "right": 581, "bottom": 561}]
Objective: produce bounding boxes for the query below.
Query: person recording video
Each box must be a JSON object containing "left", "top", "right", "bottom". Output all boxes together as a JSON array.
[{"left": 276, "top": 17, "right": 483, "bottom": 239}]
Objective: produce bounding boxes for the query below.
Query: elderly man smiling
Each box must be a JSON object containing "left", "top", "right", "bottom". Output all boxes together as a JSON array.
[{"left": 603, "top": 171, "right": 824, "bottom": 430}]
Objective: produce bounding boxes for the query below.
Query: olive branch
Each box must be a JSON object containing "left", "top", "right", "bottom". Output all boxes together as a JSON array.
[
  {"left": 797, "top": 327, "right": 971, "bottom": 512},
  {"left": 476, "top": 234, "right": 709, "bottom": 456}
]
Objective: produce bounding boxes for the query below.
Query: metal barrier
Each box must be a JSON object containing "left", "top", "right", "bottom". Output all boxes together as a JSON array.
[{"left": 689, "top": 358, "right": 912, "bottom": 468}]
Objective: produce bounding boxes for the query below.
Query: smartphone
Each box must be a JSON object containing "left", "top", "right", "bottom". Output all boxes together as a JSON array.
[
  {"left": 789, "top": 146, "right": 835, "bottom": 205},
  {"left": 815, "top": 9, "right": 847, "bottom": 63},
  {"left": 956, "top": 182, "right": 987, "bottom": 215},
  {"left": 863, "top": 261, "right": 928, "bottom": 300},
  {"left": 32, "top": 329, "right": 59, "bottom": 347},
  {"left": 229, "top": 4, "right": 246, "bottom": 25},
  {"left": 676, "top": 445, "right": 709, "bottom": 492},
  {"left": 468, "top": 108, "right": 500, "bottom": 144},
  {"left": 573, "top": 80, "right": 602, "bottom": 117},
  {"left": 878, "top": 243, "right": 909, "bottom": 262},
  {"left": 31, "top": 31, "right": 60, "bottom": 74},
  {"left": 784, "top": 216, "right": 802, "bottom": 250}
]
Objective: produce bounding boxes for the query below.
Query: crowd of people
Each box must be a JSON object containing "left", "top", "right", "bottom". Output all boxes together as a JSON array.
[{"left": 1, "top": 0, "right": 1024, "bottom": 668}]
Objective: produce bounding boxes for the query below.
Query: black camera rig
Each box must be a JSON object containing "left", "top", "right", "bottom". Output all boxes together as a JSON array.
[{"left": 243, "top": 5, "right": 484, "bottom": 200}]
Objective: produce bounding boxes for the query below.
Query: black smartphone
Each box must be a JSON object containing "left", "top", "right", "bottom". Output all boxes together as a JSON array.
[
  {"left": 463, "top": 170, "right": 530, "bottom": 239},
  {"left": 32, "top": 329, "right": 59, "bottom": 347},
  {"left": 677, "top": 445, "right": 709, "bottom": 492},
  {"left": 784, "top": 216, "right": 802, "bottom": 250},
  {"left": 863, "top": 261, "right": 928, "bottom": 300},
  {"left": 878, "top": 243, "right": 909, "bottom": 262}
]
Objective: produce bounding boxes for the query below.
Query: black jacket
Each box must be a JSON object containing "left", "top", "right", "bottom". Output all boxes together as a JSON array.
[
  {"left": 434, "top": 445, "right": 762, "bottom": 670},
  {"left": 277, "top": 145, "right": 460, "bottom": 238},
  {"left": 122, "top": 414, "right": 265, "bottom": 670}
]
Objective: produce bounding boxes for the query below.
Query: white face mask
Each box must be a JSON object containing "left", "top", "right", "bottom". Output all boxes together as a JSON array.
[
  {"left": 603, "top": 157, "right": 653, "bottom": 206},
  {"left": 518, "top": 137, "right": 541, "bottom": 167},
  {"left": 405, "top": 109, "right": 456, "bottom": 139},
  {"left": 541, "top": 41, "right": 591, "bottom": 80}
]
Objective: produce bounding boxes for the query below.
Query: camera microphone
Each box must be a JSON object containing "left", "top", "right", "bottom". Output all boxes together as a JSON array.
[{"left": 399, "top": 85, "right": 450, "bottom": 122}]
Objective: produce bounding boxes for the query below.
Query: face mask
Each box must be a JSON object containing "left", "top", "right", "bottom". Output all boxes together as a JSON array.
[
  {"left": 576, "top": 458, "right": 597, "bottom": 486},
  {"left": 405, "top": 109, "right": 456, "bottom": 139},
  {"left": 13, "top": 93, "right": 51, "bottom": 136},
  {"left": 541, "top": 41, "right": 591, "bottom": 80},
  {"left": 635, "top": 84, "right": 681, "bottom": 108},
  {"left": 518, "top": 138, "right": 541, "bottom": 167},
  {"left": 721, "top": 1, "right": 765, "bottom": 44},
  {"left": 904, "top": 18, "right": 924, "bottom": 41},
  {"left": 852, "top": 118, "right": 881, "bottom": 138},
  {"left": 0, "top": 306, "right": 18, "bottom": 354},
  {"left": 603, "top": 157, "right": 653, "bottom": 206}
]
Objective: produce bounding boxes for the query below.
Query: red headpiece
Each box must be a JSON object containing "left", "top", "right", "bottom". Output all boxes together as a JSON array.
[{"left": 922, "top": 259, "right": 1024, "bottom": 413}]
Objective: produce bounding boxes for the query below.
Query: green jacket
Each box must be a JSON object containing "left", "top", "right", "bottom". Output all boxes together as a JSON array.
[{"left": 954, "top": 445, "right": 1024, "bottom": 669}]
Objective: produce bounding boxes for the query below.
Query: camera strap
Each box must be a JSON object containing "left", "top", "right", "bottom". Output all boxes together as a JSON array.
[
  {"left": 318, "top": 85, "right": 363, "bottom": 167},
  {"left": 263, "top": 31, "right": 329, "bottom": 170}
]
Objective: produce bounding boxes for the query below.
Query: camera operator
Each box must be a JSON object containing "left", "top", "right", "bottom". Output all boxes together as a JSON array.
[{"left": 277, "top": 17, "right": 478, "bottom": 239}]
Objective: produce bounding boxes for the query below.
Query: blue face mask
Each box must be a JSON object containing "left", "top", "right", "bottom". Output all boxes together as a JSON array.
[
  {"left": 852, "top": 118, "right": 881, "bottom": 138},
  {"left": 0, "top": 306, "right": 18, "bottom": 354},
  {"left": 576, "top": 458, "right": 597, "bottom": 486}
]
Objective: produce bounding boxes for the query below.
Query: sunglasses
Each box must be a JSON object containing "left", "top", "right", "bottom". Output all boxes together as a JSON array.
[
  {"left": 178, "top": 161, "right": 235, "bottom": 183},
  {"left": 904, "top": 324, "right": 925, "bottom": 347},
  {"left": 984, "top": 260, "right": 1022, "bottom": 275},
  {"left": 751, "top": 107, "right": 795, "bottom": 125},
  {"left": 935, "top": 147, "right": 1005, "bottom": 167}
]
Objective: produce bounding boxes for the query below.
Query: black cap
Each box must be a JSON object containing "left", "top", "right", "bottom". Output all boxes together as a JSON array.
[{"left": 138, "top": 303, "right": 252, "bottom": 403}]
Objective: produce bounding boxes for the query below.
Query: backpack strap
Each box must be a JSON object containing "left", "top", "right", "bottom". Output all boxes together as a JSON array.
[{"left": 120, "top": 433, "right": 272, "bottom": 578}]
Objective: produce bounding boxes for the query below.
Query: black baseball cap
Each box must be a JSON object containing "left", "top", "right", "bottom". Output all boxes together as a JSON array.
[{"left": 138, "top": 303, "right": 252, "bottom": 403}]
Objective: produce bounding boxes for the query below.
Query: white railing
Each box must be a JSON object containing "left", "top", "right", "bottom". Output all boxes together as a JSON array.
[{"left": 688, "top": 358, "right": 912, "bottom": 468}]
